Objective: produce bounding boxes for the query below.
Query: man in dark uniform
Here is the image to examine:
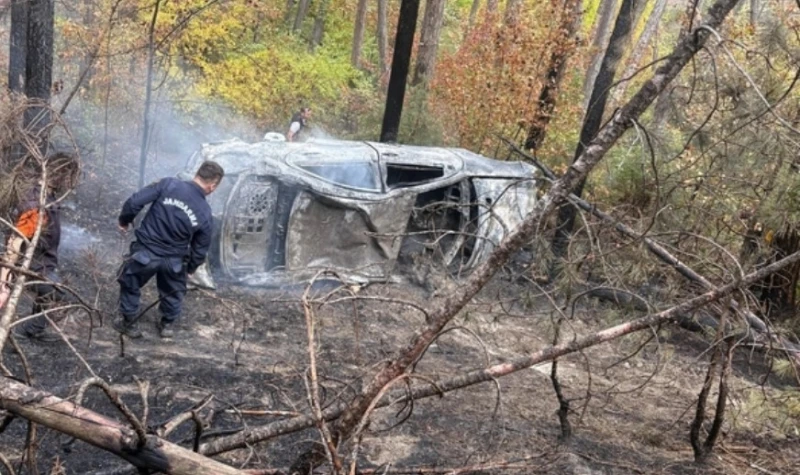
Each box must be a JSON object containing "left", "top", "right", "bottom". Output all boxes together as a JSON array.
[
  {"left": 0, "top": 153, "right": 79, "bottom": 341},
  {"left": 286, "top": 106, "right": 311, "bottom": 142},
  {"left": 114, "top": 161, "right": 224, "bottom": 339}
]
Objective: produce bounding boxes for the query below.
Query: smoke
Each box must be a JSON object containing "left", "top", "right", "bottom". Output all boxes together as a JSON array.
[{"left": 59, "top": 223, "right": 101, "bottom": 254}]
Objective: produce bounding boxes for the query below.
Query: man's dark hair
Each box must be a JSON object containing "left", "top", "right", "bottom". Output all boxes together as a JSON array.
[
  {"left": 196, "top": 161, "right": 224, "bottom": 184},
  {"left": 301, "top": 106, "right": 311, "bottom": 113}
]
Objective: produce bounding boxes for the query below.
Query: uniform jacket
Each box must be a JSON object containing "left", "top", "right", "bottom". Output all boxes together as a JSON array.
[{"left": 118, "top": 178, "right": 212, "bottom": 274}]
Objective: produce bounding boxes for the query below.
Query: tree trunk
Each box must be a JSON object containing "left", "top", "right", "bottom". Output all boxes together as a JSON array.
[
  {"left": 412, "top": 0, "right": 446, "bottom": 86},
  {"left": 8, "top": 0, "right": 28, "bottom": 93},
  {"left": 139, "top": 0, "right": 160, "bottom": 189},
  {"left": 79, "top": 0, "right": 97, "bottom": 90},
  {"left": 551, "top": 0, "right": 641, "bottom": 269},
  {"left": 485, "top": 0, "right": 498, "bottom": 17},
  {"left": 380, "top": 0, "right": 421, "bottom": 142},
  {"left": 22, "top": 0, "right": 54, "bottom": 130},
  {"left": 612, "top": 0, "right": 668, "bottom": 104},
  {"left": 351, "top": 0, "right": 368, "bottom": 67},
  {"left": 377, "top": 0, "right": 389, "bottom": 76},
  {"left": 525, "top": 0, "right": 582, "bottom": 150},
  {"left": 504, "top": 0, "right": 521, "bottom": 25},
  {"left": 310, "top": 0, "right": 329, "bottom": 51},
  {"left": 750, "top": 0, "right": 760, "bottom": 27},
  {"left": 284, "top": 0, "right": 295, "bottom": 25},
  {"left": 293, "top": 0, "right": 311, "bottom": 32},
  {"left": 582, "top": 0, "right": 618, "bottom": 113},
  {"left": 0, "top": 378, "right": 249, "bottom": 474},
  {"left": 467, "top": 0, "right": 480, "bottom": 29},
  {"left": 653, "top": 0, "right": 700, "bottom": 132}
]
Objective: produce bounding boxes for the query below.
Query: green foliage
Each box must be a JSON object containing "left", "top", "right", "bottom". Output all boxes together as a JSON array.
[
  {"left": 193, "top": 43, "right": 372, "bottom": 134},
  {"left": 735, "top": 388, "right": 800, "bottom": 437}
]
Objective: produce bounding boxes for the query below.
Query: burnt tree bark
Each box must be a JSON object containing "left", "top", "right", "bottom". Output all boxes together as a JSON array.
[
  {"left": 351, "top": 0, "right": 369, "bottom": 67},
  {"left": 583, "top": 0, "right": 618, "bottom": 113},
  {"left": 8, "top": 0, "right": 28, "bottom": 93},
  {"left": 24, "top": 0, "right": 54, "bottom": 102},
  {"left": 690, "top": 306, "right": 734, "bottom": 463},
  {"left": 524, "top": 0, "right": 582, "bottom": 151},
  {"left": 551, "top": 0, "right": 641, "bottom": 272},
  {"left": 612, "top": 0, "right": 668, "bottom": 104},
  {"left": 380, "top": 0, "right": 421, "bottom": 142},
  {"left": 412, "top": 0, "right": 446, "bottom": 86},
  {"left": 9, "top": 0, "right": 54, "bottom": 129}
]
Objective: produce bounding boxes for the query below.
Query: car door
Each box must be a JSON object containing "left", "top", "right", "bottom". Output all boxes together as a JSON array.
[{"left": 219, "top": 174, "right": 279, "bottom": 278}]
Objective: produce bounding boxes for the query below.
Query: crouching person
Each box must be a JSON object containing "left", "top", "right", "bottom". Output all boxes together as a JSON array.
[{"left": 114, "top": 161, "right": 224, "bottom": 339}]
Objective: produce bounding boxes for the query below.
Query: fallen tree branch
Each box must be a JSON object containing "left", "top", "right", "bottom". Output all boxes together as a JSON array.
[
  {"left": 156, "top": 394, "right": 214, "bottom": 438},
  {"left": 502, "top": 139, "right": 800, "bottom": 363},
  {"left": 0, "top": 378, "right": 249, "bottom": 474},
  {"left": 0, "top": 451, "right": 15, "bottom": 475}
]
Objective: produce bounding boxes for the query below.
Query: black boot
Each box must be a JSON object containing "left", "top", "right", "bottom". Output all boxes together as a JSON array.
[
  {"left": 112, "top": 314, "right": 143, "bottom": 339},
  {"left": 157, "top": 320, "right": 174, "bottom": 339}
]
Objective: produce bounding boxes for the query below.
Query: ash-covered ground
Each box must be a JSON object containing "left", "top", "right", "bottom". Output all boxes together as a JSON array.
[{"left": 1, "top": 149, "right": 799, "bottom": 475}]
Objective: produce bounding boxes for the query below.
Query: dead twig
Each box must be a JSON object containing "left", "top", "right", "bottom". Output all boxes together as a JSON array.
[
  {"left": 134, "top": 378, "right": 150, "bottom": 431},
  {"left": 302, "top": 271, "right": 343, "bottom": 474},
  {"left": 191, "top": 410, "right": 204, "bottom": 453},
  {"left": 224, "top": 409, "right": 300, "bottom": 418},
  {"left": 156, "top": 394, "right": 214, "bottom": 438},
  {"left": 75, "top": 377, "right": 147, "bottom": 449},
  {"left": 0, "top": 451, "right": 15, "bottom": 475}
]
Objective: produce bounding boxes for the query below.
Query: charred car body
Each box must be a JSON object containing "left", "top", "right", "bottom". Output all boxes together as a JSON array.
[{"left": 182, "top": 139, "right": 536, "bottom": 287}]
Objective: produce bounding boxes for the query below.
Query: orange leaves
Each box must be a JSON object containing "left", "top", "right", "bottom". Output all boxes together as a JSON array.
[{"left": 430, "top": 3, "right": 580, "bottom": 156}]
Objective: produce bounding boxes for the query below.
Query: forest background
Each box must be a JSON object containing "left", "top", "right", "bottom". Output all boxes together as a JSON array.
[{"left": 3, "top": 0, "right": 800, "bottom": 473}]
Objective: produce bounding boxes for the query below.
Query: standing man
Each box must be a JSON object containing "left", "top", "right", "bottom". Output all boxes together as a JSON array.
[
  {"left": 114, "top": 161, "right": 224, "bottom": 339},
  {"left": 0, "top": 153, "right": 79, "bottom": 341},
  {"left": 286, "top": 106, "right": 312, "bottom": 142}
]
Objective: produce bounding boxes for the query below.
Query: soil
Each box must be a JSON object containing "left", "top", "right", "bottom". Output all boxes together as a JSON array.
[{"left": 2, "top": 150, "right": 799, "bottom": 475}]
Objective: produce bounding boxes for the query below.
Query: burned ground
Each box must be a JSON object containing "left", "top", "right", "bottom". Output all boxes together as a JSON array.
[{"left": 1, "top": 153, "right": 799, "bottom": 475}]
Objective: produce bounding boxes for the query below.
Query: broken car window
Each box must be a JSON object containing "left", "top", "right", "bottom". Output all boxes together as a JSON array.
[{"left": 386, "top": 163, "right": 445, "bottom": 188}]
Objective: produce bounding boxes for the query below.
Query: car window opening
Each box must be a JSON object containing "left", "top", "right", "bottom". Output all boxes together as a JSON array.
[
  {"left": 386, "top": 163, "right": 445, "bottom": 188},
  {"left": 298, "top": 163, "right": 378, "bottom": 190}
]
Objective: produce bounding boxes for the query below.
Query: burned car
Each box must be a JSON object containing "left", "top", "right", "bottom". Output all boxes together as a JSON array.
[{"left": 182, "top": 138, "right": 536, "bottom": 287}]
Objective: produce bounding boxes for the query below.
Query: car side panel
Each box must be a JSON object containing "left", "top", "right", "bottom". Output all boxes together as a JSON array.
[{"left": 284, "top": 192, "right": 416, "bottom": 277}]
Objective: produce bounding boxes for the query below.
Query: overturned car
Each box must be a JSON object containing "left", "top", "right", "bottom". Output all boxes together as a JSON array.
[{"left": 182, "top": 138, "right": 537, "bottom": 287}]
